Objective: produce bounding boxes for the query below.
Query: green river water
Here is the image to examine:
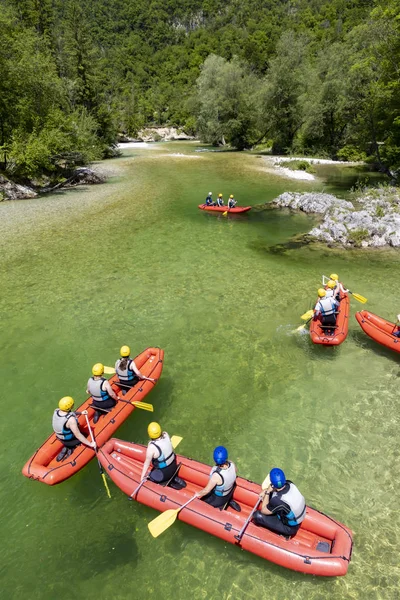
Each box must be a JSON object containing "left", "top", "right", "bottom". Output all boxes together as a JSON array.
[{"left": 1, "top": 142, "right": 399, "bottom": 599}]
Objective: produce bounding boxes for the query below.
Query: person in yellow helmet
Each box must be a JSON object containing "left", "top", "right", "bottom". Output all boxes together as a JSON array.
[
  {"left": 324, "top": 279, "right": 336, "bottom": 298},
  {"left": 314, "top": 288, "right": 339, "bottom": 327},
  {"left": 115, "top": 345, "right": 156, "bottom": 395},
  {"left": 140, "top": 422, "right": 186, "bottom": 490},
  {"left": 228, "top": 194, "right": 236, "bottom": 209},
  {"left": 328, "top": 273, "right": 349, "bottom": 301},
  {"left": 52, "top": 397, "right": 96, "bottom": 462},
  {"left": 86, "top": 363, "right": 122, "bottom": 424},
  {"left": 216, "top": 193, "right": 224, "bottom": 207}
]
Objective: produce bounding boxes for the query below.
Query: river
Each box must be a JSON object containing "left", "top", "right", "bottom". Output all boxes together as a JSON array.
[{"left": 1, "top": 142, "right": 399, "bottom": 599}]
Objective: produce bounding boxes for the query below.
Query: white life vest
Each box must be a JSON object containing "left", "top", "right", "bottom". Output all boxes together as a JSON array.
[
  {"left": 272, "top": 482, "right": 306, "bottom": 526},
  {"left": 150, "top": 433, "right": 175, "bottom": 469},
  {"left": 316, "top": 296, "right": 337, "bottom": 316},
  {"left": 87, "top": 377, "right": 111, "bottom": 403},
  {"left": 52, "top": 410, "right": 77, "bottom": 441},
  {"left": 115, "top": 358, "right": 137, "bottom": 384},
  {"left": 210, "top": 461, "right": 237, "bottom": 497}
]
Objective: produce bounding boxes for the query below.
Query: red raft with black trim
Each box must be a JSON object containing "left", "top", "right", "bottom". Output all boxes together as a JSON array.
[
  {"left": 198, "top": 204, "right": 252, "bottom": 213},
  {"left": 99, "top": 439, "right": 353, "bottom": 576},
  {"left": 310, "top": 289, "right": 350, "bottom": 346},
  {"left": 22, "top": 348, "right": 164, "bottom": 486},
  {"left": 355, "top": 310, "right": 400, "bottom": 353}
]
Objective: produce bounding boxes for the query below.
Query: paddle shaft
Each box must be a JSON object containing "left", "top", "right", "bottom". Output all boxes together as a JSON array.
[
  {"left": 85, "top": 415, "right": 111, "bottom": 498},
  {"left": 235, "top": 497, "right": 260, "bottom": 542},
  {"left": 130, "top": 477, "right": 148, "bottom": 498}
]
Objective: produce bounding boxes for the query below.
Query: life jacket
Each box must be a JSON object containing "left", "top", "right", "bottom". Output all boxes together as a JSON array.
[
  {"left": 325, "top": 289, "right": 334, "bottom": 298},
  {"left": 210, "top": 461, "right": 236, "bottom": 497},
  {"left": 316, "top": 296, "right": 337, "bottom": 316},
  {"left": 151, "top": 433, "right": 175, "bottom": 469},
  {"left": 205, "top": 196, "right": 213, "bottom": 205},
  {"left": 217, "top": 198, "right": 224, "bottom": 206},
  {"left": 272, "top": 481, "right": 306, "bottom": 527},
  {"left": 87, "top": 377, "right": 112, "bottom": 403},
  {"left": 228, "top": 199, "right": 236, "bottom": 208},
  {"left": 115, "top": 358, "right": 136, "bottom": 384},
  {"left": 52, "top": 409, "right": 77, "bottom": 441}
]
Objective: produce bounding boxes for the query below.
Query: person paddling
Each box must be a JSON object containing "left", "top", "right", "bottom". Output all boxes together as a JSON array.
[
  {"left": 205, "top": 192, "right": 213, "bottom": 206},
  {"left": 314, "top": 288, "right": 339, "bottom": 327},
  {"left": 86, "top": 363, "right": 122, "bottom": 423},
  {"left": 252, "top": 468, "right": 306, "bottom": 538},
  {"left": 140, "top": 422, "right": 186, "bottom": 489},
  {"left": 328, "top": 273, "right": 349, "bottom": 301},
  {"left": 195, "top": 446, "right": 240, "bottom": 511},
  {"left": 52, "top": 396, "right": 96, "bottom": 462},
  {"left": 216, "top": 193, "right": 224, "bottom": 207},
  {"left": 228, "top": 195, "right": 236, "bottom": 209},
  {"left": 115, "top": 345, "right": 155, "bottom": 395}
]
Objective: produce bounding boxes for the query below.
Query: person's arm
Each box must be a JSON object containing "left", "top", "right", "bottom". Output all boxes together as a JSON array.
[
  {"left": 339, "top": 283, "right": 349, "bottom": 294},
  {"left": 140, "top": 444, "right": 156, "bottom": 480},
  {"left": 86, "top": 378, "right": 91, "bottom": 395},
  {"left": 68, "top": 418, "right": 96, "bottom": 449},
  {"left": 104, "top": 380, "right": 122, "bottom": 401},
  {"left": 130, "top": 360, "right": 156, "bottom": 383},
  {"left": 196, "top": 472, "right": 222, "bottom": 498}
]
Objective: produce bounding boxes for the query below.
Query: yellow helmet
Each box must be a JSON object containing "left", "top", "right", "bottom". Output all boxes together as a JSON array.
[
  {"left": 218, "top": 193, "right": 223, "bottom": 197},
  {"left": 59, "top": 396, "right": 74, "bottom": 411},
  {"left": 330, "top": 273, "right": 339, "bottom": 281},
  {"left": 120, "top": 345, "right": 130, "bottom": 357},
  {"left": 148, "top": 422, "right": 162, "bottom": 439},
  {"left": 92, "top": 363, "right": 104, "bottom": 376},
  {"left": 318, "top": 288, "right": 326, "bottom": 297},
  {"left": 229, "top": 194, "right": 234, "bottom": 198},
  {"left": 327, "top": 280, "right": 336, "bottom": 289}
]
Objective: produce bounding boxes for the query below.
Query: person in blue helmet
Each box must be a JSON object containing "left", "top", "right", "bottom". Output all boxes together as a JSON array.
[
  {"left": 252, "top": 468, "right": 306, "bottom": 537},
  {"left": 195, "top": 446, "right": 240, "bottom": 511}
]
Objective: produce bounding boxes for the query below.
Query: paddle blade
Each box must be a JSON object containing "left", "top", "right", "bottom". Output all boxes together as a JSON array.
[
  {"left": 301, "top": 310, "right": 314, "bottom": 320},
  {"left": 222, "top": 211, "right": 228, "bottom": 216},
  {"left": 148, "top": 508, "right": 179, "bottom": 538},
  {"left": 351, "top": 292, "right": 367, "bottom": 304},
  {"left": 131, "top": 401, "right": 154, "bottom": 412},
  {"left": 295, "top": 324, "right": 307, "bottom": 332},
  {"left": 171, "top": 435, "right": 182, "bottom": 449},
  {"left": 262, "top": 474, "right": 271, "bottom": 490},
  {"left": 104, "top": 366, "right": 116, "bottom": 374},
  {"left": 101, "top": 473, "right": 112, "bottom": 499}
]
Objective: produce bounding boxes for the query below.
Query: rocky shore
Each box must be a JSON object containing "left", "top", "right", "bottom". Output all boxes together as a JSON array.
[
  {"left": 0, "top": 167, "right": 106, "bottom": 201},
  {"left": 119, "top": 126, "right": 195, "bottom": 143},
  {"left": 271, "top": 188, "right": 400, "bottom": 248}
]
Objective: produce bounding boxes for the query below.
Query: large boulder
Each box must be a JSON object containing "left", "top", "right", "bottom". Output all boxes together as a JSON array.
[{"left": 0, "top": 175, "right": 37, "bottom": 200}]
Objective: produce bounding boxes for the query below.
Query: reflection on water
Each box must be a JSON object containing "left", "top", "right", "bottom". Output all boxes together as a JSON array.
[{"left": 1, "top": 142, "right": 399, "bottom": 599}]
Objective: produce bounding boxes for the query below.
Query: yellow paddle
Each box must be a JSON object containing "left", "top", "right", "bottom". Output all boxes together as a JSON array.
[
  {"left": 148, "top": 494, "right": 197, "bottom": 538},
  {"left": 85, "top": 415, "right": 111, "bottom": 499},
  {"left": 104, "top": 366, "right": 115, "bottom": 374},
  {"left": 322, "top": 274, "right": 367, "bottom": 304},
  {"left": 222, "top": 211, "right": 228, "bottom": 216},
  {"left": 301, "top": 309, "right": 314, "bottom": 320}
]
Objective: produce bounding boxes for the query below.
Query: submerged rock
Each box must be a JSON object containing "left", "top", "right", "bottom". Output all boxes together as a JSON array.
[{"left": 272, "top": 188, "right": 400, "bottom": 248}]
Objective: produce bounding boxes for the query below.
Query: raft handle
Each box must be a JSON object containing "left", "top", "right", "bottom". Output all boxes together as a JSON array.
[
  {"left": 224, "top": 523, "right": 233, "bottom": 532},
  {"left": 304, "top": 557, "right": 312, "bottom": 565}
]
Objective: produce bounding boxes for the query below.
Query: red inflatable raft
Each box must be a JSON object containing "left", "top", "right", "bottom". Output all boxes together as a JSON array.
[
  {"left": 99, "top": 439, "right": 353, "bottom": 576},
  {"left": 310, "top": 289, "right": 350, "bottom": 346},
  {"left": 355, "top": 310, "right": 400, "bottom": 353},
  {"left": 22, "top": 348, "right": 164, "bottom": 485},
  {"left": 198, "top": 204, "right": 252, "bottom": 213}
]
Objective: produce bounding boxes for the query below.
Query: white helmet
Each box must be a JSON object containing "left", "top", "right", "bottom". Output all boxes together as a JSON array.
[{"left": 208, "top": 192, "right": 212, "bottom": 195}]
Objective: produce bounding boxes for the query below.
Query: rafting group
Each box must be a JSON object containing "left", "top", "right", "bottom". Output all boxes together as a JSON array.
[
  {"left": 23, "top": 343, "right": 353, "bottom": 577},
  {"left": 198, "top": 191, "right": 252, "bottom": 214}
]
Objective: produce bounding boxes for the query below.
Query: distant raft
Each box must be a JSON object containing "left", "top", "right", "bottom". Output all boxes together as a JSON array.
[
  {"left": 22, "top": 348, "right": 164, "bottom": 485},
  {"left": 198, "top": 204, "right": 252, "bottom": 213},
  {"left": 98, "top": 439, "right": 353, "bottom": 577},
  {"left": 310, "top": 288, "right": 350, "bottom": 346},
  {"left": 355, "top": 310, "right": 400, "bottom": 353}
]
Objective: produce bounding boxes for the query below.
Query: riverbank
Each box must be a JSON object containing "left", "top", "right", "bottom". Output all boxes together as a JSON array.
[
  {"left": 0, "top": 167, "right": 106, "bottom": 201},
  {"left": 271, "top": 186, "right": 400, "bottom": 247},
  {"left": 263, "top": 156, "right": 365, "bottom": 181}
]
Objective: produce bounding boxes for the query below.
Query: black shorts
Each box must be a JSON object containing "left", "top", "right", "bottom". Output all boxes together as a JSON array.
[
  {"left": 149, "top": 459, "right": 178, "bottom": 484},
  {"left": 253, "top": 511, "right": 299, "bottom": 537},
  {"left": 202, "top": 490, "right": 233, "bottom": 509},
  {"left": 93, "top": 398, "right": 116, "bottom": 410},
  {"left": 61, "top": 437, "right": 81, "bottom": 449}
]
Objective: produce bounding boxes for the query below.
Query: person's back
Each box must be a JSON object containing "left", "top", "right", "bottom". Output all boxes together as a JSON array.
[
  {"left": 314, "top": 289, "right": 338, "bottom": 325},
  {"left": 87, "top": 363, "right": 121, "bottom": 423},
  {"left": 216, "top": 193, "right": 224, "bottom": 207},
  {"left": 52, "top": 396, "right": 95, "bottom": 461},
  {"left": 140, "top": 422, "right": 186, "bottom": 489},
  {"left": 195, "top": 446, "right": 240, "bottom": 511},
  {"left": 228, "top": 195, "right": 236, "bottom": 208},
  {"left": 205, "top": 192, "right": 213, "bottom": 206}
]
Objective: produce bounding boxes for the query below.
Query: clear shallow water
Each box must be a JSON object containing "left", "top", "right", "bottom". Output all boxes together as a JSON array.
[{"left": 1, "top": 143, "right": 399, "bottom": 599}]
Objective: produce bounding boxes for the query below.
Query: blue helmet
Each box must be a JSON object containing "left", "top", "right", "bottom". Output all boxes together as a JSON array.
[
  {"left": 270, "top": 468, "right": 286, "bottom": 488},
  {"left": 213, "top": 446, "right": 228, "bottom": 465}
]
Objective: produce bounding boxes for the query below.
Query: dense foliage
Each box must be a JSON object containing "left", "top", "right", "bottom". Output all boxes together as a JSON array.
[{"left": 0, "top": 0, "right": 399, "bottom": 178}]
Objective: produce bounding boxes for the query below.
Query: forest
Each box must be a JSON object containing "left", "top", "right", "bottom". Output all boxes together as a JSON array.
[{"left": 0, "top": 0, "right": 399, "bottom": 180}]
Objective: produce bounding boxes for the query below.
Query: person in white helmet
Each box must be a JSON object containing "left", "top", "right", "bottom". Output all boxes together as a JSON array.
[{"left": 205, "top": 192, "right": 213, "bottom": 206}]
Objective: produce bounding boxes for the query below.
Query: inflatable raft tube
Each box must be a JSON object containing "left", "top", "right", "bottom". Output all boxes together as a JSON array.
[
  {"left": 22, "top": 348, "right": 164, "bottom": 485},
  {"left": 355, "top": 310, "right": 400, "bottom": 353},
  {"left": 99, "top": 439, "right": 353, "bottom": 576},
  {"left": 198, "top": 204, "right": 252, "bottom": 213},
  {"left": 310, "top": 288, "right": 350, "bottom": 346}
]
